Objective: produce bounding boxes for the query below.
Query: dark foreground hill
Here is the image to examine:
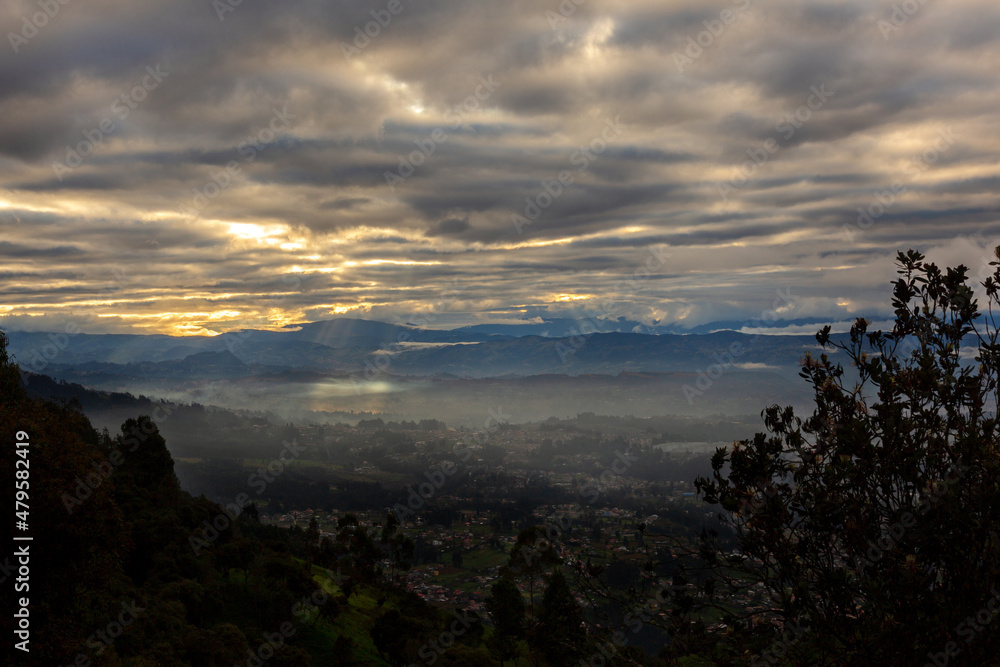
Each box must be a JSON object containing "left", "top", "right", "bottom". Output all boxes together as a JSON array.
[{"left": 0, "top": 334, "right": 487, "bottom": 666}]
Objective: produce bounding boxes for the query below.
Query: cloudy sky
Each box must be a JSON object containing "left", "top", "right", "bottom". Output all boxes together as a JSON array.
[{"left": 1, "top": 0, "right": 999, "bottom": 336}]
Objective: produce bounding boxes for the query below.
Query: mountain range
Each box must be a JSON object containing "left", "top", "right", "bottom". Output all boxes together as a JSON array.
[
  {"left": 3, "top": 317, "right": 866, "bottom": 420},
  {"left": 5, "top": 316, "right": 844, "bottom": 379}
]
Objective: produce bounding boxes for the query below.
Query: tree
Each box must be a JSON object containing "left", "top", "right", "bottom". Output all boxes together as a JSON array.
[
  {"left": 604, "top": 558, "right": 640, "bottom": 589},
  {"left": 243, "top": 500, "right": 260, "bottom": 523},
  {"left": 534, "top": 568, "right": 587, "bottom": 666},
  {"left": 690, "top": 248, "right": 1000, "bottom": 664},
  {"left": 485, "top": 574, "right": 526, "bottom": 666},
  {"left": 305, "top": 515, "right": 321, "bottom": 559},
  {"left": 507, "top": 526, "right": 562, "bottom": 614},
  {"left": 372, "top": 609, "right": 430, "bottom": 666},
  {"left": 381, "top": 511, "right": 414, "bottom": 583},
  {"left": 217, "top": 537, "right": 259, "bottom": 592}
]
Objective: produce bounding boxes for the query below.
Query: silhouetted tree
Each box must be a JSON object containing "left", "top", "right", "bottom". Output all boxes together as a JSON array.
[
  {"left": 507, "top": 526, "right": 562, "bottom": 614},
  {"left": 381, "top": 511, "right": 414, "bottom": 583},
  {"left": 485, "top": 573, "right": 526, "bottom": 666},
  {"left": 534, "top": 568, "right": 587, "bottom": 666},
  {"left": 689, "top": 249, "right": 1000, "bottom": 664}
]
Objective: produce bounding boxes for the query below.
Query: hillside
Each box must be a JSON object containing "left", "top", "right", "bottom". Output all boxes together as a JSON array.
[{"left": 0, "top": 335, "right": 488, "bottom": 666}]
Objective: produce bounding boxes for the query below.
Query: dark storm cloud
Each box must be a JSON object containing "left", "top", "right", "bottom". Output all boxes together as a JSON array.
[
  {"left": 0, "top": 0, "right": 998, "bottom": 335},
  {"left": 425, "top": 218, "right": 470, "bottom": 237},
  {"left": 0, "top": 241, "right": 83, "bottom": 258},
  {"left": 319, "top": 197, "right": 371, "bottom": 210}
]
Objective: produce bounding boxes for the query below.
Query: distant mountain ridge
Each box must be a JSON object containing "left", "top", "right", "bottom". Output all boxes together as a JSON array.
[
  {"left": 5, "top": 318, "right": 885, "bottom": 422},
  {"left": 4, "top": 318, "right": 510, "bottom": 367},
  {"left": 383, "top": 330, "right": 821, "bottom": 377},
  {"left": 2, "top": 316, "right": 872, "bottom": 382},
  {"left": 289, "top": 318, "right": 506, "bottom": 346},
  {"left": 57, "top": 349, "right": 253, "bottom": 380},
  {"left": 451, "top": 315, "right": 881, "bottom": 337}
]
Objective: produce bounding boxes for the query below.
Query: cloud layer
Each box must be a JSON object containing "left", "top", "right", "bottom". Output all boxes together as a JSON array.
[{"left": 2, "top": 0, "right": 999, "bottom": 335}]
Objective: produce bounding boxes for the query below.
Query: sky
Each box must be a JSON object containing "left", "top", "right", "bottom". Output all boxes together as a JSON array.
[{"left": 1, "top": 0, "right": 999, "bottom": 336}]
